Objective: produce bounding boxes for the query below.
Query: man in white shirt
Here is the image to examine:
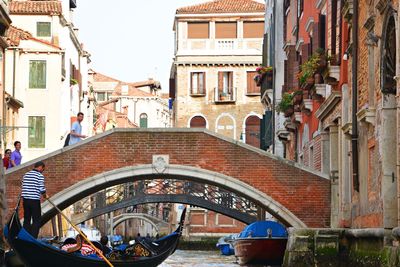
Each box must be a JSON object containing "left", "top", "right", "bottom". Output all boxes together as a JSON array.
[{"left": 69, "top": 112, "right": 87, "bottom": 145}]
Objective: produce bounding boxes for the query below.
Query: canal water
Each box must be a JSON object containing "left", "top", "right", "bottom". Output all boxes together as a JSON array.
[
  {"left": 160, "top": 250, "right": 275, "bottom": 267},
  {"left": 160, "top": 250, "right": 237, "bottom": 266}
]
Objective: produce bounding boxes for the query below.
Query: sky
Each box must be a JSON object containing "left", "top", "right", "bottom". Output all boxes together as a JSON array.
[{"left": 74, "top": 0, "right": 209, "bottom": 91}]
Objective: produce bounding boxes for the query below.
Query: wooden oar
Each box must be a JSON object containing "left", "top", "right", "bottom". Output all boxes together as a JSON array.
[{"left": 45, "top": 196, "right": 114, "bottom": 267}]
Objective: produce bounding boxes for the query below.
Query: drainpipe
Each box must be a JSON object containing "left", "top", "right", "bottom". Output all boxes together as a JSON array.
[
  {"left": 271, "top": 0, "right": 276, "bottom": 154},
  {"left": 12, "top": 48, "right": 16, "bottom": 97},
  {"left": 2, "top": 48, "right": 7, "bottom": 149},
  {"left": 351, "top": 0, "right": 359, "bottom": 191}
]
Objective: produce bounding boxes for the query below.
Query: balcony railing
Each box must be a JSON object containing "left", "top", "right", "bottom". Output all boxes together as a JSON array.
[
  {"left": 214, "top": 87, "right": 236, "bottom": 103},
  {"left": 177, "top": 39, "right": 262, "bottom": 56}
]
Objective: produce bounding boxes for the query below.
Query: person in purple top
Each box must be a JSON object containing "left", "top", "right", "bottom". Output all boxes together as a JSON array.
[{"left": 9, "top": 141, "right": 22, "bottom": 168}]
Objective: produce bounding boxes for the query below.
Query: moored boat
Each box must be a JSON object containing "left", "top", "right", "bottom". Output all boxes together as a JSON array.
[
  {"left": 4, "top": 199, "right": 186, "bottom": 267},
  {"left": 216, "top": 234, "right": 237, "bottom": 256},
  {"left": 234, "top": 220, "right": 288, "bottom": 265}
]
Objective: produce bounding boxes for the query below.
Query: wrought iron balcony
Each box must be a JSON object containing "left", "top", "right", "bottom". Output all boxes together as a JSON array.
[{"left": 214, "top": 87, "right": 236, "bottom": 103}]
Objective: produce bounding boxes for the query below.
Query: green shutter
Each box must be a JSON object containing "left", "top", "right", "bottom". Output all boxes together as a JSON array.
[
  {"left": 28, "top": 116, "right": 45, "bottom": 148},
  {"left": 29, "top": 60, "right": 46, "bottom": 89},
  {"left": 37, "top": 22, "right": 51, "bottom": 37},
  {"left": 140, "top": 114, "right": 148, "bottom": 128}
]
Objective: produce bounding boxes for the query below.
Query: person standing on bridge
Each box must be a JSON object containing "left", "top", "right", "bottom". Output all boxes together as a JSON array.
[
  {"left": 21, "top": 161, "right": 48, "bottom": 238},
  {"left": 9, "top": 141, "right": 22, "bottom": 168},
  {"left": 69, "top": 112, "right": 87, "bottom": 146}
]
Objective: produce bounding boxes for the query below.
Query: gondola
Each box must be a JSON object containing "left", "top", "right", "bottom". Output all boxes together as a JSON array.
[{"left": 4, "top": 200, "right": 186, "bottom": 267}]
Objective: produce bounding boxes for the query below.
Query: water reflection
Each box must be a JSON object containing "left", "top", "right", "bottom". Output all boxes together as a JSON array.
[
  {"left": 160, "top": 250, "right": 237, "bottom": 267},
  {"left": 160, "top": 250, "right": 278, "bottom": 267}
]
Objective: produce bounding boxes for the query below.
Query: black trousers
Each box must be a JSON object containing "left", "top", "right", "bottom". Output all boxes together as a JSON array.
[{"left": 22, "top": 198, "right": 41, "bottom": 239}]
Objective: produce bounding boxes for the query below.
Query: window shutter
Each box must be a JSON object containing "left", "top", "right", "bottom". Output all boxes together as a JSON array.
[
  {"left": 218, "top": 72, "right": 223, "bottom": 93},
  {"left": 190, "top": 73, "right": 194, "bottom": 94},
  {"left": 301, "top": 43, "right": 311, "bottom": 62},
  {"left": 247, "top": 71, "right": 259, "bottom": 94},
  {"left": 228, "top": 72, "right": 233, "bottom": 94},
  {"left": 188, "top": 22, "right": 209, "bottom": 39},
  {"left": 200, "top": 72, "right": 206, "bottom": 94},
  {"left": 29, "top": 60, "right": 46, "bottom": 88},
  {"left": 243, "top": 22, "right": 264, "bottom": 38},
  {"left": 28, "top": 116, "right": 45, "bottom": 148},
  {"left": 216, "top": 22, "right": 237, "bottom": 38}
]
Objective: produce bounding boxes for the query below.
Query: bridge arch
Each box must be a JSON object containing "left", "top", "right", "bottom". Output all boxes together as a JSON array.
[
  {"left": 42, "top": 165, "right": 307, "bottom": 228},
  {"left": 111, "top": 214, "right": 159, "bottom": 233},
  {"left": 71, "top": 194, "right": 257, "bottom": 225}
]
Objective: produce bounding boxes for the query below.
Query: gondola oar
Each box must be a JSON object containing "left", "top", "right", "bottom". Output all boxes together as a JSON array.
[{"left": 45, "top": 196, "right": 114, "bottom": 267}]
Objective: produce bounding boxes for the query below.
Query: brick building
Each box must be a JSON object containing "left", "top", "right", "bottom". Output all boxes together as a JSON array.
[{"left": 266, "top": 0, "right": 400, "bottom": 232}]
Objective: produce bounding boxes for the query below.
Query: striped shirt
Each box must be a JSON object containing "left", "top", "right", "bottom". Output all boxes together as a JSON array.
[
  {"left": 61, "top": 243, "right": 98, "bottom": 256},
  {"left": 21, "top": 169, "right": 46, "bottom": 200}
]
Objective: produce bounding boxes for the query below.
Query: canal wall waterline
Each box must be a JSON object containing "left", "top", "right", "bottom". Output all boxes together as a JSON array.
[{"left": 283, "top": 227, "right": 400, "bottom": 266}]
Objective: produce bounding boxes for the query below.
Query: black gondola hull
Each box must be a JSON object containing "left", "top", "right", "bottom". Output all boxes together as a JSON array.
[{"left": 4, "top": 203, "right": 186, "bottom": 267}]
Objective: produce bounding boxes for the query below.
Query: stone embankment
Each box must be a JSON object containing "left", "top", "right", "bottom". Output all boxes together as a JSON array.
[{"left": 284, "top": 228, "right": 400, "bottom": 266}]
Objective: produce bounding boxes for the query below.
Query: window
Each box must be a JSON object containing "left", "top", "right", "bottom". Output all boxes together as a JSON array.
[
  {"left": 215, "top": 22, "right": 237, "bottom": 38},
  {"left": 28, "top": 116, "right": 45, "bottom": 148},
  {"left": 190, "top": 116, "right": 206, "bottom": 128},
  {"left": 243, "top": 22, "right": 264, "bottom": 38},
  {"left": 297, "top": 0, "right": 303, "bottom": 17},
  {"left": 97, "top": 92, "right": 106, "bottom": 101},
  {"left": 188, "top": 22, "right": 209, "bottom": 39},
  {"left": 140, "top": 113, "right": 148, "bottom": 128},
  {"left": 190, "top": 72, "right": 205, "bottom": 95},
  {"left": 36, "top": 22, "right": 51, "bottom": 37},
  {"left": 29, "top": 60, "right": 46, "bottom": 89},
  {"left": 246, "top": 71, "right": 260, "bottom": 94},
  {"left": 218, "top": 71, "right": 233, "bottom": 94}
]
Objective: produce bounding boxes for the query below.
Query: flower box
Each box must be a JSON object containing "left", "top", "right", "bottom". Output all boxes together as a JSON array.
[
  {"left": 294, "top": 112, "right": 302, "bottom": 123},
  {"left": 284, "top": 106, "right": 294, "bottom": 117}
]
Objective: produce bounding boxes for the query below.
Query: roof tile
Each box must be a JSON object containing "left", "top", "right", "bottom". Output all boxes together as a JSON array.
[
  {"left": 6, "top": 25, "right": 32, "bottom": 46},
  {"left": 9, "top": 1, "right": 62, "bottom": 16},
  {"left": 176, "top": 0, "right": 265, "bottom": 14}
]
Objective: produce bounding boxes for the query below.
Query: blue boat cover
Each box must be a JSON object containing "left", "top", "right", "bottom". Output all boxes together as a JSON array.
[{"left": 238, "top": 221, "right": 287, "bottom": 238}]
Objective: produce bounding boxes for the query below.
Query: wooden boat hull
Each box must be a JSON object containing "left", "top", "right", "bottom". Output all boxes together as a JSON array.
[
  {"left": 4, "top": 201, "right": 186, "bottom": 267},
  {"left": 234, "top": 237, "right": 287, "bottom": 265}
]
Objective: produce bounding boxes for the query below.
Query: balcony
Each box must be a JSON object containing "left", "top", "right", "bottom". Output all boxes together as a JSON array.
[
  {"left": 177, "top": 39, "right": 262, "bottom": 56},
  {"left": 214, "top": 87, "right": 236, "bottom": 103}
]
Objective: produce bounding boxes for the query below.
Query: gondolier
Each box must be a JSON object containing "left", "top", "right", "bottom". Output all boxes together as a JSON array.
[{"left": 21, "top": 161, "right": 47, "bottom": 239}]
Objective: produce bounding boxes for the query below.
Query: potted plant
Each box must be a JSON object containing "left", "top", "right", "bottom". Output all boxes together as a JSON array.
[
  {"left": 299, "top": 52, "right": 322, "bottom": 87},
  {"left": 277, "top": 93, "right": 294, "bottom": 117},
  {"left": 255, "top": 66, "right": 273, "bottom": 88},
  {"left": 292, "top": 90, "right": 303, "bottom": 104}
]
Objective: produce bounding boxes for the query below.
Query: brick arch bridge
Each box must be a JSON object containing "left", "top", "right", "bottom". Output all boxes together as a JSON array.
[{"left": 4, "top": 129, "right": 330, "bottom": 228}]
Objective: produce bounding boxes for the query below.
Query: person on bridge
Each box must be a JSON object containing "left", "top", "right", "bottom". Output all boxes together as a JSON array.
[
  {"left": 9, "top": 141, "right": 22, "bottom": 168},
  {"left": 2, "top": 149, "right": 11, "bottom": 169},
  {"left": 69, "top": 112, "right": 87, "bottom": 146},
  {"left": 21, "top": 161, "right": 48, "bottom": 238}
]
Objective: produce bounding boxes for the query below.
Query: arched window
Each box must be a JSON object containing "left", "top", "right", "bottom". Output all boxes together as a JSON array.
[
  {"left": 190, "top": 116, "right": 206, "bottom": 128},
  {"left": 245, "top": 115, "right": 260, "bottom": 148},
  {"left": 381, "top": 13, "right": 396, "bottom": 94},
  {"left": 140, "top": 113, "right": 148, "bottom": 128}
]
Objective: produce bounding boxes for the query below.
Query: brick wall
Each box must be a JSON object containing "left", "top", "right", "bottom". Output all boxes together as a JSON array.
[{"left": 4, "top": 129, "right": 330, "bottom": 228}]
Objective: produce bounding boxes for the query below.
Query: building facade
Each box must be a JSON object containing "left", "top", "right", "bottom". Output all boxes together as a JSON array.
[
  {"left": 170, "top": 0, "right": 267, "bottom": 236},
  {"left": 170, "top": 0, "right": 265, "bottom": 148},
  {"left": 265, "top": 0, "right": 400, "bottom": 232},
  {"left": 4, "top": 0, "right": 90, "bottom": 162},
  {"left": 89, "top": 70, "right": 171, "bottom": 132}
]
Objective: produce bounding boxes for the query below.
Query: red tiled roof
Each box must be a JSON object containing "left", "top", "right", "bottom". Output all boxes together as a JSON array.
[
  {"left": 92, "top": 72, "right": 120, "bottom": 83},
  {"left": 176, "top": 0, "right": 265, "bottom": 14},
  {"left": 113, "top": 83, "right": 154, "bottom": 97},
  {"left": 6, "top": 25, "right": 32, "bottom": 46},
  {"left": 9, "top": 1, "right": 62, "bottom": 16}
]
